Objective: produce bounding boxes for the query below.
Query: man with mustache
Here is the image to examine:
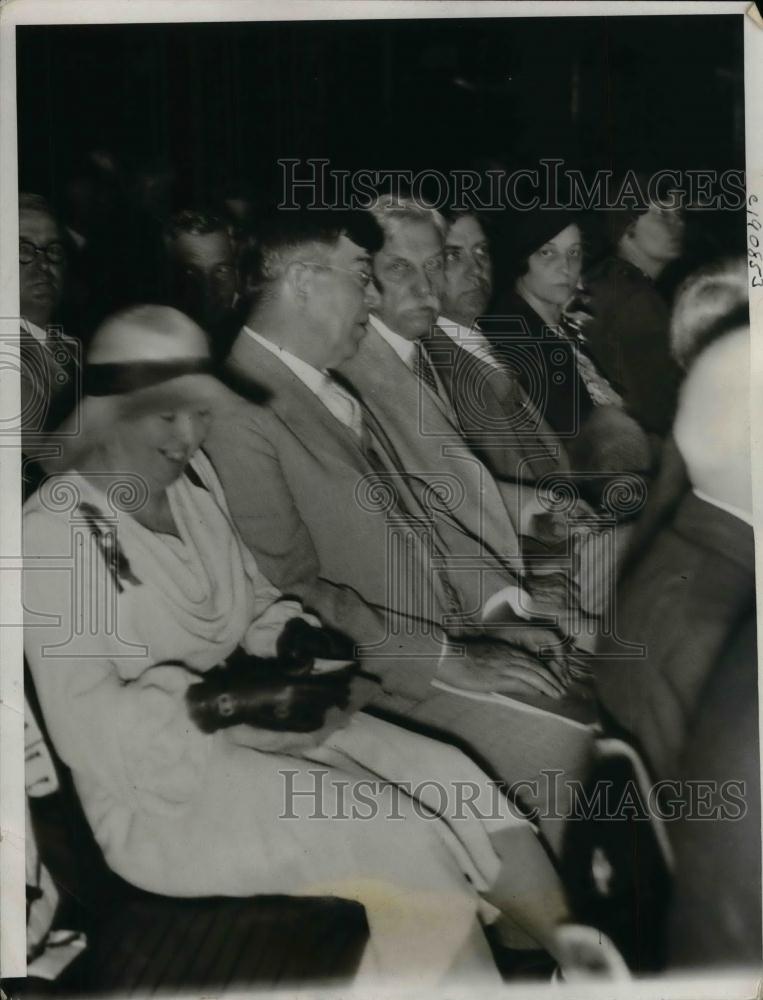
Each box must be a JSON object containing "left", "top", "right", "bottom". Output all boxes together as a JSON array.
[
  {"left": 338, "top": 197, "right": 598, "bottom": 854},
  {"left": 18, "top": 193, "right": 80, "bottom": 496},
  {"left": 345, "top": 197, "right": 562, "bottom": 487}
]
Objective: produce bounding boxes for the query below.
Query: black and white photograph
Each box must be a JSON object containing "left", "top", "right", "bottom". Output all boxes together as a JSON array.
[{"left": 0, "top": 1, "right": 762, "bottom": 996}]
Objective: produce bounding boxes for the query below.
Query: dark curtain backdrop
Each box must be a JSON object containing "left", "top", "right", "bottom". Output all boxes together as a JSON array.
[{"left": 16, "top": 15, "right": 745, "bottom": 209}]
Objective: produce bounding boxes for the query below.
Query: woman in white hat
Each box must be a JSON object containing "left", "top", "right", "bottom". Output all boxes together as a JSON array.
[{"left": 23, "top": 304, "right": 623, "bottom": 986}]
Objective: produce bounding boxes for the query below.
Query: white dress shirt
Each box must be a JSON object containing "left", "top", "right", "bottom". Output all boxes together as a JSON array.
[
  {"left": 368, "top": 312, "right": 458, "bottom": 418},
  {"left": 242, "top": 326, "right": 363, "bottom": 437},
  {"left": 368, "top": 313, "right": 417, "bottom": 367},
  {"left": 21, "top": 317, "right": 49, "bottom": 343}
]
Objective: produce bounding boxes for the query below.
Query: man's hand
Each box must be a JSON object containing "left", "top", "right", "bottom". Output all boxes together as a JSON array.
[
  {"left": 519, "top": 488, "right": 597, "bottom": 549},
  {"left": 436, "top": 637, "right": 568, "bottom": 700},
  {"left": 480, "top": 606, "right": 569, "bottom": 679}
]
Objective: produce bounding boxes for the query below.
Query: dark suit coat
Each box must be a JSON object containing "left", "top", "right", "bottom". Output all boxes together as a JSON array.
[
  {"left": 19, "top": 324, "right": 81, "bottom": 498},
  {"left": 668, "top": 611, "right": 761, "bottom": 970},
  {"left": 485, "top": 290, "right": 596, "bottom": 439},
  {"left": 421, "top": 323, "right": 568, "bottom": 484},
  {"left": 593, "top": 492, "right": 755, "bottom": 782},
  {"left": 19, "top": 325, "right": 80, "bottom": 436}
]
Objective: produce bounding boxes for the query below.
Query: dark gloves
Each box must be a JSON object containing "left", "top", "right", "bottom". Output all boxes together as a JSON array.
[
  {"left": 186, "top": 661, "right": 354, "bottom": 734},
  {"left": 186, "top": 620, "right": 359, "bottom": 735},
  {"left": 276, "top": 617, "right": 356, "bottom": 671}
]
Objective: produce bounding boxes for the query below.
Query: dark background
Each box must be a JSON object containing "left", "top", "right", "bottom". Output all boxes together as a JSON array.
[{"left": 16, "top": 14, "right": 745, "bottom": 209}]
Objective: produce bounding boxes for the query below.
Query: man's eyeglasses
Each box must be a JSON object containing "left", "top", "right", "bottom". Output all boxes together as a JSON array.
[
  {"left": 19, "top": 240, "right": 66, "bottom": 266},
  {"left": 298, "top": 262, "right": 374, "bottom": 288}
]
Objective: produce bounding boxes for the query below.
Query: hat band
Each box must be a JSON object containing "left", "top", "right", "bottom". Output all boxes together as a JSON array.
[{"left": 84, "top": 358, "right": 214, "bottom": 397}]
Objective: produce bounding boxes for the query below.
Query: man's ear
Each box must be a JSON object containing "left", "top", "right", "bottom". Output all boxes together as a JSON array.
[{"left": 284, "top": 260, "right": 313, "bottom": 304}]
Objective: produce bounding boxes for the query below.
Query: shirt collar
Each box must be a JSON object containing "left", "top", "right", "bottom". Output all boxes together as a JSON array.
[
  {"left": 242, "top": 325, "right": 361, "bottom": 436},
  {"left": 369, "top": 313, "right": 418, "bottom": 367},
  {"left": 21, "top": 317, "right": 48, "bottom": 343},
  {"left": 692, "top": 488, "right": 754, "bottom": 528},
  {"left": 243, "top": 325, "right": 328, "bottom": 395}
]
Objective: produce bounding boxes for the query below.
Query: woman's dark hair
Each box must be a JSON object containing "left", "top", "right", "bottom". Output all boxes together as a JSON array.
[
  {"left": 440, "top": 206, "right": 496, "bottom": 240},
  {"left": 497, "top": 209, "right": 585, "bottom": 283}
]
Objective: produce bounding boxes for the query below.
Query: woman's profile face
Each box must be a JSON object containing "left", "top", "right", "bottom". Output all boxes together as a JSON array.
[
  {"left": 517, "top": 224, "right": 583, "bottom": 309},
  {"left": 113, "top": 403, "right": 212, "bottom": 491}
]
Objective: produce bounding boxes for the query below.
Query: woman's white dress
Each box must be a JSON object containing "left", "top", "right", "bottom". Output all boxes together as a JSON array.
[{"left": 23, "top": 451, "right": 533, "bottom": 985}]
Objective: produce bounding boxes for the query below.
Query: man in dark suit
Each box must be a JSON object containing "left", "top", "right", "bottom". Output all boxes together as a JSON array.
[
  {"left": 667, "top": 613, "right": 760, "bottom": 970},
  {"left": 436, "top": 207, "right": 566, "bottom": 483},
  {"left": 18, "top": 193, "right": 81, "bottom": 497}
]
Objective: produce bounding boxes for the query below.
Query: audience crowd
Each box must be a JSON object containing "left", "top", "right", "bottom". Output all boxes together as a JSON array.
[{"left": 15, "top": 146, "right": 759, "bottom": 992}]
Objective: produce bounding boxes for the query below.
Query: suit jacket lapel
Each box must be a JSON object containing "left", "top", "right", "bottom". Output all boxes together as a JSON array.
[
  {"left": 226, "top": 331, "right": 369, "bottom": 475},
  {"left": 340, "top": 328, "right": 522, "bottom": 562},
  {"left": 424, "top": 325, "right": 563, "bottom": 480},
  {"left": 19, "top": 326, "right": 81, "bottom": 433}
]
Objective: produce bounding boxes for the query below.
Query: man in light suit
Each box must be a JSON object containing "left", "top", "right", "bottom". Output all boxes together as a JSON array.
[
  {"left": 18, "top": 194, "right": 81, "bottom": 497},
  {"left": 338, "top": 198, "right": 598, "bottom": 633},
  {"left": 205, "top": 209, "right": 596, "bottom": 856},
  {"left": 338, "top": 197, "right": 576, "bottom": 538}
]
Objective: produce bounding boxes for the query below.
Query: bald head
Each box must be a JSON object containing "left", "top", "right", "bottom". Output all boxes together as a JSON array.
[
  {"left": 89, "top": 305, "right": 209, "bottom": 365},
  {"left": 673, "top": 327, "right": 751, "bottom": 514}
]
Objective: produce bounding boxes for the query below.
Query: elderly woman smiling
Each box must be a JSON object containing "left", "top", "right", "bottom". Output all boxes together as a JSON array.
[{"left": 22, "top": 305, "right": 626, "bottom": 985}]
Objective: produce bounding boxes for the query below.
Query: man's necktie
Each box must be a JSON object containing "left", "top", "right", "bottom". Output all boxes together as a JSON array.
[
  {"left": 356, "top": 401, "right": 463, "bottom": 619},
  {"left": 413, "top": 339, "right": 441, "bottom": 397}
]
